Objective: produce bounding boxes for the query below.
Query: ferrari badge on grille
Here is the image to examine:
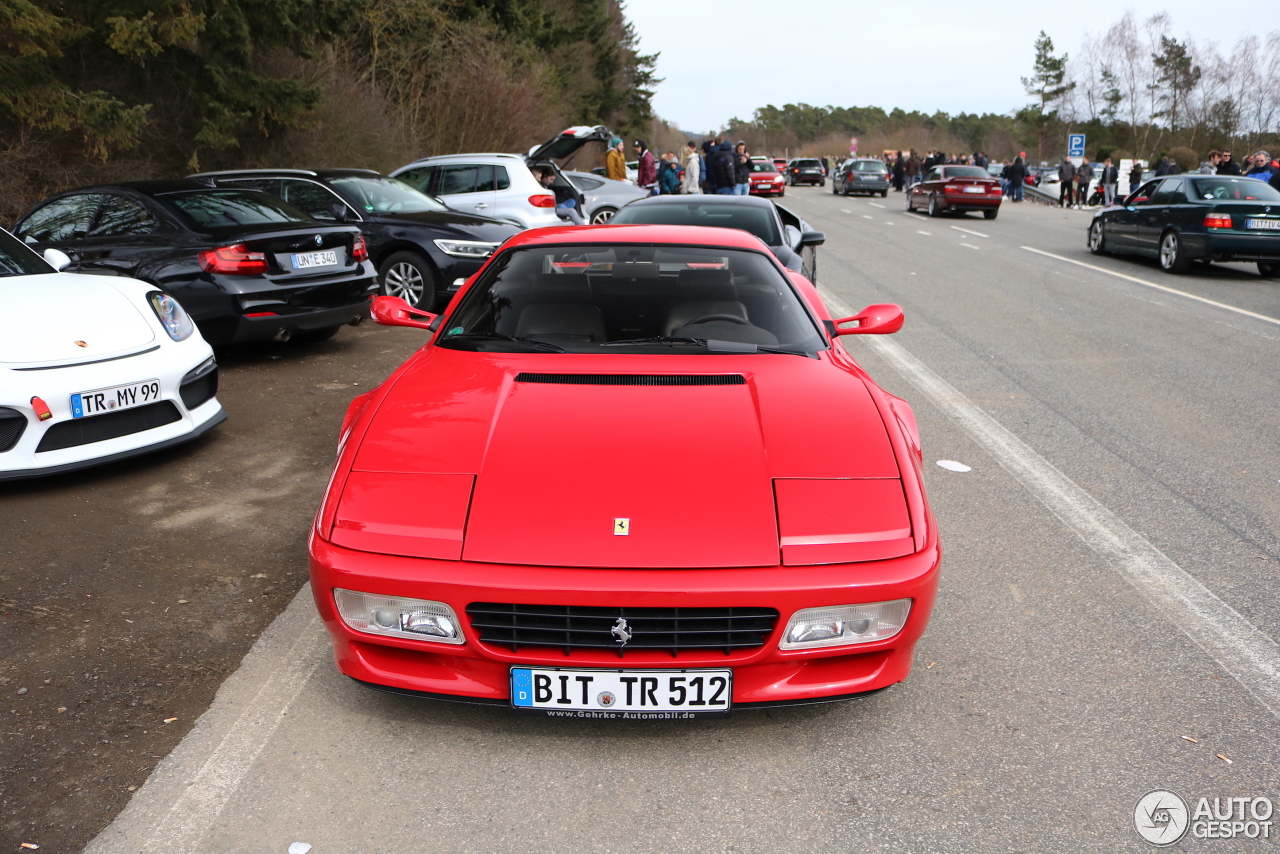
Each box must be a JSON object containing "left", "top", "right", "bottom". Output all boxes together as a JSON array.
[
  {"left": 613, "top": 518, "right": 630, "bottom": 536},
  {"left": 611, "top": 618, "right": 632, "bottom": 646}
]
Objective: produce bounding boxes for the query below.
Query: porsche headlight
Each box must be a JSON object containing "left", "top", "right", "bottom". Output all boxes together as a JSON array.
[
  {"left": 147, "top": 292, "right": 196, "bottom": 341},
  {"left": 433, "top": 239, "right": 499, "bottom": 258}
]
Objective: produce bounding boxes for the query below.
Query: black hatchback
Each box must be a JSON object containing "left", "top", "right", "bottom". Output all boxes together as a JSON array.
[
  {"left": 13, "top": 180, "right": 377, "bottom": 346},
  {"left": 191, "top": 169, "right": 520, "bottom": 310}
]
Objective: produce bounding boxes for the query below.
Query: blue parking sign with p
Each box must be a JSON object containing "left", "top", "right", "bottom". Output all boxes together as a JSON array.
[{"left": 1068, "top": 134, "right": 1086, "bottom": 157}]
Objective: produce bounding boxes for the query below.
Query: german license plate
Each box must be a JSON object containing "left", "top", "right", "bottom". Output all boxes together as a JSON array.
[
  {"left": 291, "top": 250, "right": 337, "bottom": 270},
  {"left": 510, "top": 667, "right": 732, "bottom": 718},
  {"left": 1245, "top": 218, "right": 1280, "bottom": 230},
  {"left": 71, "top": 379, "right": 161, "bottom": 418},
  {"left": 964, "top": 186, "right": 984, "bottom": 193}
]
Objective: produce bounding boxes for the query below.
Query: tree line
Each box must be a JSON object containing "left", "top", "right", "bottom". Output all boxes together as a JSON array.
[
  {"left": 0, "top": 0, "right": 656, "bottom": 220},
  {"left": 709, "top": 15, "right": 1278, "bottom": 170}
]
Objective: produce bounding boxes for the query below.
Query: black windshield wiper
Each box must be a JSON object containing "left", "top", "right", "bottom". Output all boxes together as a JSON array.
[
  {"left": 600, "top": 336, "right": 705, "bottom": 347},
  {"left": 753, "top": 345, "right": 814, "bottom": 357},
  {"left": 441, "top": 332, "right": 565, "bottom": 352}
]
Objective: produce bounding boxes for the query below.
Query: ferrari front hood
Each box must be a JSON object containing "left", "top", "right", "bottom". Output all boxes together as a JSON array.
[
  {"left": 0, "top": 274, "right": 156, "bottom": 365},
  {"left": 353, "top": 350, "right": 901, "bottom": 568}
]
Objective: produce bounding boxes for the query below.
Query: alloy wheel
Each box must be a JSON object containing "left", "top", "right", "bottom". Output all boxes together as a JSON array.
[
  {"left": 1089, "top": 222, "right": 1105, "bottom": 254},
  {"left": 590, "top": 207, "right": 616, "bottom": 224},
  {"left": 383, "top": 261, "right": 426, "bottom": 305}
]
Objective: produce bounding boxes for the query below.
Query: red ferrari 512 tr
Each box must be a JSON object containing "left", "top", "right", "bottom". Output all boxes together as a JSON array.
[{"left": 308, "top": 224, "right": 941, "bottom": 718}]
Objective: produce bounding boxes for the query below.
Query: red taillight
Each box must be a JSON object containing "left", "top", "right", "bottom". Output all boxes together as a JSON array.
[
  {"left": 198, "top": 243, "right": 268, "bottom": 275},
  {"left": 244, "top": 311, "right": 278, "bottom": 318},
  {"left": 1204, "top": 214, "right": 1233, "bottom": 229},
  {"left": 529, "top": 194, "right": 556, "bottom": 208},
  {"left": 352, "top": 234, "right": 369, "bottom": 262},
  {"left": 31, "top": 396, "right": 52, "bottom": 421}
]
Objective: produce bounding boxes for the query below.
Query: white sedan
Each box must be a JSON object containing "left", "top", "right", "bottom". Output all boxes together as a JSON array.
[{"left": 0, "top": 229, "right": 226, "bottom": 480}]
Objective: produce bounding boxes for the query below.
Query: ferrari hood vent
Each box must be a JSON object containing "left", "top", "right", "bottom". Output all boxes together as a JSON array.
[{"left": 514, "top": 373, "right": 745, "bottom": 386}]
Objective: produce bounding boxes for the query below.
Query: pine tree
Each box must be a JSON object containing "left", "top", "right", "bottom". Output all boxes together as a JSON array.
[{"left": 1017, "top": 31, "right": 1075, "bottom": 162}]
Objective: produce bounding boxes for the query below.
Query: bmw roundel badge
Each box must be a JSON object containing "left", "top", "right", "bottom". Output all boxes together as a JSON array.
[{"left": 314, "top": 234, "right": 323, "bottom": 246}]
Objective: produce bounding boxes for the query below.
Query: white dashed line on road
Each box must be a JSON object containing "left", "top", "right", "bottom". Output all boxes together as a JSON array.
[
  {"left": 916, "top": 230, "right": 931, "bottom": 236},
  {"left": 961, "top": 242, "right": 979, "bottom": 249},
  {"left": 951, "top": 225, "right": 989, "bottom": 238},
  {"left": 885, "top": 221, "right": 896, "bottom": 226},
  {"left": 841, "top": 209, "right": 852, "bottom": 213},
  {"left": 1022, "top": 247, "right": 1280, "bottom": 329},
  {"left": 862, "top": 215, "right": 874, "bottom": 219},
  {"left": 820, "top": 286, "right": 1280, "bottom": 723},
  {"left": 869, "top": 202, "right": 885, "bottom": 208}
]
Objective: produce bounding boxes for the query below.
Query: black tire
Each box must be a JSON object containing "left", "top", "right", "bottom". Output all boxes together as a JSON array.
[
  {"left": 1088, "top": 221, "right": 1108, "bottom": 255},
  {"left": 1158, "top": 231, "right": 1190, "bottom": 274},
  {"left": 292, "top": 325, "right": 342, "bottom": 344},
  {"left": 927, "top": 194, "right": 941, "bottom": 217},
  {"left": 378, "top": 250, "right": 437, "bottom": 310},
  {"left": 819, "top": 179, "right": 826, "bottom": 187},
  {"left": 1258, "top": 261, "right": 1280, "bottom": 278},
  {"left": 983, "top": 208, "right": 998, "bottom": 220},
  {"left": 880, "top": 189, "right": 889, "bottom": 198},
  {"left": 589, "top": 206, "right": 617, "bottom": 224},
  {"left": 831, "top": 181, "right": 838, "bottom": 195}
]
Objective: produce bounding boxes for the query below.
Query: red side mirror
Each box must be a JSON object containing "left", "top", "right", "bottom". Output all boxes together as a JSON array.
[
  {"left": 832, "top": 304, "right": 904, "bottom": 336},
  {"left": 370, "top": 295, "right": 439, "bottom": 330}
]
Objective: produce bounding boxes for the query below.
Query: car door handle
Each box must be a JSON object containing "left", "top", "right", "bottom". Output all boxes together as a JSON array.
[{"left": 474, "top": 203, "right": 488, "bottom": 209}]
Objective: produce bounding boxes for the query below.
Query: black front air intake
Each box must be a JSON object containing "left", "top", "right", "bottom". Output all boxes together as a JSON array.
[
  {"left": 0, "top": 408, "right": 27, "bottom": 452},
  {"left": 466, "top": 603, "right": 778, "bottom": 657},
  {"left": 36, "top": 401, "right": 182, "bottom": 453},
  {"left": 515, "top": 373, "right": 745, "bottom": 386}
]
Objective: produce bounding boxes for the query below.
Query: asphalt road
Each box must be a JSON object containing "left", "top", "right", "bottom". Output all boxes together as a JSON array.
[{"left": 10, "top": 187, "right": 1280, "bottom": 853}]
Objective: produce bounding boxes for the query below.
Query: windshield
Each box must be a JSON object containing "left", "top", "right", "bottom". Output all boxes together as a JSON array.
[
  {"left": 609, "top": 201, "right": 782, "bottom": 246},
  {"left": 159, "top": 189, "right": 311, "bottom": 229},
  {"left": 854, "top": 161, "right": 886, "bottom": 172},
  {"left": 438, "top": 244, "right": 826, "bottom": 355},
  {"left": 750, "top": 162, "right": 777, "bottom": 173},
  {"left": 1189, "top": 177, "right": 1280, "bottom": 202},
  {"left": 0, "top": 229, "right": 53, "bottom": 276},
  {"left": 330, "top": 176, "right": 448, "bottom": 213},
  {"left": 944, "top": 166, "right": 990, "bottom": 179}
]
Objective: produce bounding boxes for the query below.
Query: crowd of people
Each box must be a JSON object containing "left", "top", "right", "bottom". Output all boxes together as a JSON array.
[{"left": 603, "top": 136, "right": 757, "bottom": 196}]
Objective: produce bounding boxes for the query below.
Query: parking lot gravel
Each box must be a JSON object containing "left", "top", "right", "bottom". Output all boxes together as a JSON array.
[{"left": 0, "top": 322, "right": 423, "bottom": 852}]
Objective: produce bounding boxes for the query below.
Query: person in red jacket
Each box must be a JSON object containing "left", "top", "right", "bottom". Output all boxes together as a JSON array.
[{"left": 633, "top": 140, "right": 657, "bottom": 195}]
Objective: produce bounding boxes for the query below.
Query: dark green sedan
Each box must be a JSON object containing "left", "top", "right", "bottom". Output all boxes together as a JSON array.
[{"left": 1087, "top": 175, "right": 1280, "bottom": 276}]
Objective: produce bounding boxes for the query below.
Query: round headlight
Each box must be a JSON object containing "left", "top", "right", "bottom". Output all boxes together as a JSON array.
[{"left": 147, "top": 292, "right": 196, "bottom": 341}]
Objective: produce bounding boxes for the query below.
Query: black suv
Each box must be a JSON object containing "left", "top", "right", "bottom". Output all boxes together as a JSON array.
[
  {"left": 194, "top": 169, "right": 520, "bottom": 310},
  {"left": 13, "top": 181, "right": 377, "bottom": 346},
  {"left": 786, "top": 159, "right": 826, "bottom": 187}
]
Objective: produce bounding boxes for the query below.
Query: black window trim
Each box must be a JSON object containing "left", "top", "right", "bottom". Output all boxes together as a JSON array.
[{"left": 282, "top": 177, "right": 364, "bottom": 223}]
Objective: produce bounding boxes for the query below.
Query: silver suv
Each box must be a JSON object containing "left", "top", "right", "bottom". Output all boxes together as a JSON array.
[{"left": 391, "top": 126, "right": 617, "bottom": 229}]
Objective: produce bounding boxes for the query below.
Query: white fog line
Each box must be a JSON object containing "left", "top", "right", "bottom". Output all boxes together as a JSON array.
[
  {"left": 869, "top": 202, "right": 885, "bottom": 208},
  {"left": 140, "top": 611, "right": 325, "bottom": 853},
  {"left": 819, "top": 287, "right": 1280, "bottom": 721},
  {"left": 1022, "top": 247, "right": 1280, "bottom": 328},
  {"left": 950, "top": 225, "right": 989, "bottom": 238}
]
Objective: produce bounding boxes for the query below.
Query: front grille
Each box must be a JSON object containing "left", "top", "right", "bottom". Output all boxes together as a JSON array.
[
  {"left": 0, "top": 408, "right": 26, "bottom": 452},
  {"left": 467, "top": 603, "right": 778, "bottom": 657},
  {"left": 515, "top": 373, "right": 745, "bottom": 386},
  {"left": 36, "top": 401, "right": 182, "bottom": 453}
]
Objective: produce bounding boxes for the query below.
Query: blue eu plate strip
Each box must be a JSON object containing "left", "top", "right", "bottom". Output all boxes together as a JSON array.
[
  {"left": 70, "top": 394, "right": 84, "bottom": 419},
  {"left": 510, "top": 669, "right": 533, "bottom": 707}
]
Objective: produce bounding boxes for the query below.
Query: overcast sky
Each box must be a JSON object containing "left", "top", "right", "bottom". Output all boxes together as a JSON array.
[{"left": 624, "top": 0, "right": 1264, "bottom": 132}]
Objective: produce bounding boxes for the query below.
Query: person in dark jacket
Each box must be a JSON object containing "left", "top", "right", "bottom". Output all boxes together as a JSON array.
[
  {"left": 1217, "top": 150, "right": 1242, "bottom": 175},
  {"left": 712, "top": 141, "right": 737, "bottom": 195},
  {"left": 1006, "top": 156, "right": 1027, "bottom": 202},
  {"left": 891, "top": 151, "right": 905, "bottom": 191},
  {"left": 1058, "top": 157, "right": 1076, "bottom": 207},
  {"left": 733, "top": 141, "right": 751, "bottom": 194},
  {"left": 701, "top": 140, "right": 717, "bottom": 193},
  {"left": 1129, "top": 161, "right": 1144, "bottom": 194},
  {"left": 633, "top": 139, "right": 657, "bottom": 194},
  {"left": 1100, "top": 157, "right": 1119, "bottom": 206}
]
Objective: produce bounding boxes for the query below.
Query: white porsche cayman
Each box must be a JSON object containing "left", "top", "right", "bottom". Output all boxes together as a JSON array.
[{"left": 1, "top": 228, "right": 225, "bottom": 480}]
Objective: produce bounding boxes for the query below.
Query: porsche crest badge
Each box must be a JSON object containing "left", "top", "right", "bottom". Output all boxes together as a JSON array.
[
  {"left": 613, "top": 518, "right": 630, "bottom": 536},
  {"left": 74, "top": 340, "right": 87, "bottom": 348}
]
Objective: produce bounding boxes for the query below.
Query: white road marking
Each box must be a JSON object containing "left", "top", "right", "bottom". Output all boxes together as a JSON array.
[
  {"left": 869, "top": 202, "right": 886, "bottom": 208},
  {"left": 820, "top": 286, "right": 1280, "bottom": 722},
  {"left": 951, "top": 225, "right": 989, "bottom": 238},
  {"left": 1022, "top": 247, "right": 1280, "bottom": 328},
  {"left": 885, "top": 221, "right": 896, "bottom": 226},
  {"left": 961, "top": 243, "right": 979, "bottom": 249},
  {"left": 862, "top": 215, "right": 874, "bottom": 219},
  {"left": 140, "top": 613, "right": 324, "bottom": 852},
  {"left": 917, "top": 230, "right": 932, "bottom": 236},
  {"left": 841, "top": 209, "right": 853, "bottom": 213}
]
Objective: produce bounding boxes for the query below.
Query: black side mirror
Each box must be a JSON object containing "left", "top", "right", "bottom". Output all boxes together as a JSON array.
[{"left": 800, "top": 231, "right": 826, "bottom": 248}]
